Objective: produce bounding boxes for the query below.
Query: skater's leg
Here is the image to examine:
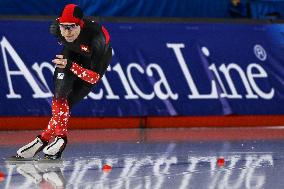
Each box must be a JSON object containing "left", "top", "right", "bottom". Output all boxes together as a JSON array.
[
  {"left": 15, "top": 67, "right": 75, "bottom": 159},
  {"left": 41, "top": 67, "right": 75, "bottom": 141},
  {"left": 41, "top": 98, "right": 70, "bottom": 141},
  {"left": 42, "top": 49, "right": 110, "bottom": 159},
  {"left": 67, "top": 80, "right": 93, "bottom": 109},
  {"left": 54, "top": 79, "right": 93, "bottom": 137},
  {"left": 43, "top": 80, "right": 94, "bottom": 159}
]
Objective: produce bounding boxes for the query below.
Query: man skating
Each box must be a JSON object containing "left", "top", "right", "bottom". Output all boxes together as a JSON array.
[{"left": 14, "top": 4, "right": 112, "bottom": 160}]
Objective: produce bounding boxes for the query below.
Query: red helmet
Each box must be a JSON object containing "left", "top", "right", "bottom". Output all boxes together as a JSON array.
[{"left": 58, "top": 4, "right": 84, "bottom": 27}]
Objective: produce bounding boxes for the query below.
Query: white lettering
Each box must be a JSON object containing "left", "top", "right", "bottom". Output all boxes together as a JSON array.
[
  {"left": 88, "top": 66, "right": 120, "bottom": 100},
  {"left": 1, "top": 37, "right": 51, "bottom": 98},
  {"left": 146, "top": 64, "right": 178, "bottom": 100},
  {"left": 127, "top": 63, "right": 155, "bottom": 100},
  {"left": 247, "top": 64, "right": 274, "bottom": 99},
  {"left": 112, "top": 63, "right": 139, "bottom": 99},
  {"left": 167, "top": 43, "right": 218, "bottom": 99},
  {"left": 219, "top": 63, "right": 258, "bottom": 99},
  {"left": 31, "top": 62, "right": 54, "bottom": 97},
  {"left": 3, "top": 154, "right": 272, "bottom": 188},
  {"left": 0, "top": 39, "right": 275, "bottom": 102},
  {"left": 209, "top": 64, "right": 231, "bottom": 98}
]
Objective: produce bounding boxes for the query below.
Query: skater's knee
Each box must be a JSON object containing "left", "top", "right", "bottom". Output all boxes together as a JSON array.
[{"left": 54, "top": 92, "right": 67, "bottom": 99}]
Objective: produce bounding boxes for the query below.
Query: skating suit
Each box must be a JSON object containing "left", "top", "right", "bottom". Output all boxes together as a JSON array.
[{"left": 41, "top": 19, "right": 112, "bottom": 141}]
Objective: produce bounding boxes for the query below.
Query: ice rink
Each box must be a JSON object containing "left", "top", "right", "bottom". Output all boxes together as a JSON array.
[{"left": 0, "top": 127, "right": 284, "bottom": 189}]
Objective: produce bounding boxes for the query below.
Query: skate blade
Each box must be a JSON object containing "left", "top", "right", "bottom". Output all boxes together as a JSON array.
[
  {"left": 37, "top": 158, "right": 63, "bottom": 164},
  {"left": 4, "top": 156, "right": 39, "bottom": 164}
]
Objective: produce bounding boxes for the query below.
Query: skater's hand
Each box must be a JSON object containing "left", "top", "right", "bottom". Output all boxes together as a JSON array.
[{"left": 52, "top": 55, "right": 67, "bottom": 68}]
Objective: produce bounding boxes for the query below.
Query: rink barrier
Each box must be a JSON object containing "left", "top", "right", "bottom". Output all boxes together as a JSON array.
[
  {"left": 0, "top": 115, "right": 283, "bottom": 130},
  {"left": 1, "top": 123, "right": 284, "bottom": 146}
]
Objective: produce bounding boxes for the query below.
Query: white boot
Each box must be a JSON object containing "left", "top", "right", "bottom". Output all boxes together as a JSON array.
[
  {"left": 43, "top": 136, "right": 67, "bottom": 160},
  {"left": 17, "top": 136, "right": 48, "bottom": 158}
]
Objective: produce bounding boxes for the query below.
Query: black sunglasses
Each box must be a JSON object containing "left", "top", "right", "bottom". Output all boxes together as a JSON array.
[{"left": 59, "top": 24, "right": 78, "bottom": 30}]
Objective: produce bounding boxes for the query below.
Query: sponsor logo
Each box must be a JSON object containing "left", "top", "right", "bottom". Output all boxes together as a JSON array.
[
  {"left": 0, "top": 37, "right": 275, "bottom": 101},
  {"left": 57, "top": 73, "right": 64, "bottom": 79},
  {"left": 254, "top": 44, "right": 267, "bottom": 61},
  {"left": 80, "top": 44, "right": 90, "bottom": 53}
]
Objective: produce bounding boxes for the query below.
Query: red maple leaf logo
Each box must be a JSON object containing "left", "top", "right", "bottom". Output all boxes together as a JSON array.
[{"left": 80, "top": 44, "right": 90, "bottom": 53}]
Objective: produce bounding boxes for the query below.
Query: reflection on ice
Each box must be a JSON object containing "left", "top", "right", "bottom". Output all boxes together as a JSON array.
[
  {"left": 2, "top": 153, "right": 274, "bottom": 189},
  {"left": 4, "top": 161, "right": 65, "bottom": 189},
  {"left": 209, "top": 154, "right": 273, "bottom": 189}
]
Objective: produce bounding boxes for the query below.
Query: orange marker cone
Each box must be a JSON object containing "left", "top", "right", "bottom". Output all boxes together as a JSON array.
[
  {"left": 102, "top": 164, "right": 112, "bottom": 173},
  {"left": 217, "top": 157, "right": 225, "bottom": 167},
  {"left": 0, "top": 171, "right": 5, "bottom": 182}
]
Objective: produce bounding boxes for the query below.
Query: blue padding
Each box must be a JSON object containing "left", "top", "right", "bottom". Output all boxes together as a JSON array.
[{"left": 0, "top": 20, "right": 284, "bottom": 116}]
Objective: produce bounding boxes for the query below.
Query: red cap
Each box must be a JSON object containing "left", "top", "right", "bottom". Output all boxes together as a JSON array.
[{"left": 58, "top": 4, "right": 84, "bottom": 27}]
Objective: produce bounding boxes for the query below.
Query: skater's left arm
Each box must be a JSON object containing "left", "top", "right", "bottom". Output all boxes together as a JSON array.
[{"left": 52, "top": 55, "right": 100, "bottom": 85}]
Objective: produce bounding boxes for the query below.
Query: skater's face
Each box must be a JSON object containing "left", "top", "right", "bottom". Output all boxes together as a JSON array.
[{"left": 59, "top": 22, "right": 81, "bottom": 42}]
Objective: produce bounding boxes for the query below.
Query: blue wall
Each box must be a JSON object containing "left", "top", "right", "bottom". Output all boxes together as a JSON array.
[
  {"left": 0, "top": 20, "right": 284, "bottom": 116},
  {"left": 1, "top": 0, "right": 284, "bottom": 19},
  {"left": 0, "top": 0, "right": 230, "bottom": 18}
]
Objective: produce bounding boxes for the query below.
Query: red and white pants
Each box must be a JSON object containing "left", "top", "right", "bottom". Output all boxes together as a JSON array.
[{"left": 41, "top": 98, "right": 70, "bottom": 141}]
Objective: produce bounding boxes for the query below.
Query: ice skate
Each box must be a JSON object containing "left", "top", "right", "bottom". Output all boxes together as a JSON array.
[
  {"left": 7, "top": 135, "right": 48, "bottom": 162},
  {"left": 43, "top": 136, "right": 67, "bottom": 160}
]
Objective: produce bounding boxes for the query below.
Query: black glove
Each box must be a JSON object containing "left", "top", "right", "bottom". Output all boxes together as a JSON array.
[{"left": 49, "top": 20, "right": 60, "bottom": 37}]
